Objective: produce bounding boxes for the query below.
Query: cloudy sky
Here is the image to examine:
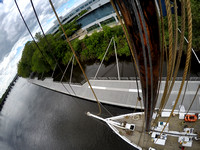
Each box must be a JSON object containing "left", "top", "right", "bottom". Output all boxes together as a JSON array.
[{"left": 0, "top": 0, "right": 86, "bottom": 97}]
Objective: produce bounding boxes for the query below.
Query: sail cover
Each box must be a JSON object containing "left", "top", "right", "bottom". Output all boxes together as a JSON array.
[{"left": 112, "top": 0, "right": 161, "bottom": 131}]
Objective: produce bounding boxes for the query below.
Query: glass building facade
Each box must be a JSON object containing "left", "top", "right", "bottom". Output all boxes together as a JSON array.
[{"left": 77, "top": 3, "right": 114, "bottom": 28}]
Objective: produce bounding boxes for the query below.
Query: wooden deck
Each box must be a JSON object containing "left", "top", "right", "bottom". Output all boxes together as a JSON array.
[{"left": 114, "top": 113, "right": 200, "bottom": 150}]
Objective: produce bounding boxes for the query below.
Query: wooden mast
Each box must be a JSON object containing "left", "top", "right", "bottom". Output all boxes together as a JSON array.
[{"left": 112, "top": 0, "right": 160, "bottom": 131}]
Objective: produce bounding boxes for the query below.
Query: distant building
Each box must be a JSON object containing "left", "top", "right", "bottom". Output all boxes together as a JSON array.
[{"left": 46, "top": 0, "right": 118, "bottom": 35}]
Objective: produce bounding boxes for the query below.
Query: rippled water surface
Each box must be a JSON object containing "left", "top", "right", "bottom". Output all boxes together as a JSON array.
[{"left": 0, "top": 78, "right": 136, "bottom": 150}]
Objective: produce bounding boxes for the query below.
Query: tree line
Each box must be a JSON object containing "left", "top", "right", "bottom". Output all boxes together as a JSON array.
[
  {"left": 18, "top": 25, "right": 130, "bottom": 78},
  {"left": 18, "top": 0, "right": 200, "bottom": 78}
]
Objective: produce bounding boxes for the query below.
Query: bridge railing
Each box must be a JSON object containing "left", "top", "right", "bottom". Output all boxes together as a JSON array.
[{"left": 76, "top": 76, "right": 200, "bottom": 85}]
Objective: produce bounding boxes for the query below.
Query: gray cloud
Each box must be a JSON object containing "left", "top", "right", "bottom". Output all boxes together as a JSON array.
[
  {"left": 0, "top": 0, "right": 84, "bottom": 97},
  {"left": 0, "top": 0, "right": 67, "bottom": 62}
]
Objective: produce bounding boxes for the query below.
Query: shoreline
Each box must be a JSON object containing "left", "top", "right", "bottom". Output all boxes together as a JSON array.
[{"left": 0, "top": 75, "right": 18, "bottom": 111}]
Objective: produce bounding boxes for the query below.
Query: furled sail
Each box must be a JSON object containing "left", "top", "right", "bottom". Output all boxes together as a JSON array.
[{"left": 112, "top": 0, "right": 161, "bottom": 131}]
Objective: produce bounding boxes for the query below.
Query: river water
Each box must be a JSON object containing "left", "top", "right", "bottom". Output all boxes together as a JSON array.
[
  {"left": 53, "top": 55, "right": 200, "bottom": 83},
  {"left": 0, "top": 78, "right": 136, "bottom": 150},
  {"left": 1, "top": 54, "right": 199, "bottom": 149}
]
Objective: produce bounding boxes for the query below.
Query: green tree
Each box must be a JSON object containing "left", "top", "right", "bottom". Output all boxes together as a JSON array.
[
  {"left": 17, "top": 41, "right": 36, "bottom": 77},
  {"left": 191, "top": 0, "right": 200, "bottom": 52},
  {"left": 31, "top": 49, "right": 51, "bottom": 73},
  {"left": 79, "top": 9, "right": 88, "bottom": 16}
]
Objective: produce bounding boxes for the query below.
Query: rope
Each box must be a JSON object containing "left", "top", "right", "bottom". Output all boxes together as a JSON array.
[
  {"left": 152, "top": 0, "right": 166, "bottom": 126},
  {"left": 134, "top": 97, "right": 142, "bottom": 112},
  {"left": 70, "top": 56, "right": 74, "bottom": 84},
  {"left": 185, "top": 85, "right": 200, "bottom": 115},
  {"left": 49, "top": 0, "right": 102, "bottom": 115},
  {"left": 51, "top": 63, "right": 57, "bottom": 78},
  {"left": 159, "top": 0, "right": 192, "bottom": 135},
  {"left": 14, "top": 0, "right": 51, "bottom": 69},
  {"left": 110, "top": 0, "right": 139, "bottom": 76},
  {"left": 132, "top": 56, "right": 141, "bottom": 109},
  {"left": 30, "top": 0, "right": 78, "bottom": 95},
  {"left": 153, "top": 0, "right": 175, "bottom": 125},
  {"left": 153, "top": 0, "right": 186, "bottom": 125},
  {"left": 179, "top": 60, "right": 191, "bottom": 112},
  {"left": 162, "top": 0, "right": 186, "bottom": 109},
  {"left": 162, "top": 0, "right": 185, "bottom": 110},
  {"left": 60, "top": 55, "right": 73, "bottom": 82},
  {"left": 113, "top": 37, "right": 120, "bottom": 80},
  {"left": 159, "top": 0, "right": 174, "bottom": 111},
  {"left": 171, "top": 0, "right": 178, "bottom": 78},
  {"left": 94, "top": 37, "right": 113, "bottom": 79},
  {"left": 155, "top": 0, "right": 165, "bottom": 105}
]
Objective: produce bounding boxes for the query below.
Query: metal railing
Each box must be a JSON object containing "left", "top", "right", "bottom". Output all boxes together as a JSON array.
[{"left": 76, "top": 76, "right": 200, "bottom": 85}]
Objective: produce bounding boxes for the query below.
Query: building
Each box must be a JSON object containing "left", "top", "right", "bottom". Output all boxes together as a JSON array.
[{"left": 46, "top": 0, "right": 118, "bottom": 35}]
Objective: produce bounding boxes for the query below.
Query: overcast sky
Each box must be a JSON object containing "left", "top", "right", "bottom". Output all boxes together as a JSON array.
[{"left": 0, "top": 0, "right": 86, "bottom": 97}]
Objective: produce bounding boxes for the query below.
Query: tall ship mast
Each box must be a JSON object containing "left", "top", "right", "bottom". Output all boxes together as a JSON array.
[
  {"left": 111, "top": 0, "right": 161, "bottom": 131},
  {"left": 15, "top": 0, "right": 200, "bottom": 149},
  {"left": 87, "top": 0, "right": 200, "bottom": 149}
]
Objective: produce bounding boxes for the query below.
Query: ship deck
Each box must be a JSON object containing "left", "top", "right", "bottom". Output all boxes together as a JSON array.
[{"left": 115, "top": 113, "right": 200, "bottom": 150}]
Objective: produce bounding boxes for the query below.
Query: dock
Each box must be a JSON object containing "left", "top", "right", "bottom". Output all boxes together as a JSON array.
[{"left": 29, "top": 78, "right": 200, "bottom": 113}]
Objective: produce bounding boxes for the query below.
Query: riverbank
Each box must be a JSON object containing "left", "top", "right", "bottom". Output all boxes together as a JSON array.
[{"left": 0, "top": 74, "right": 18, "bottom": 111}]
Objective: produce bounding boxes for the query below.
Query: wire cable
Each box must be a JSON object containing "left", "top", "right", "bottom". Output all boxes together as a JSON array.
[
  {"left": 14, "top": 0, "right": 51, "bottom": 68},
  {"left": 49, "top": 0, "right": 104, "bottom": 115},
  {"left": 30, "top": 0, "right": 76, "bottom": 95}
]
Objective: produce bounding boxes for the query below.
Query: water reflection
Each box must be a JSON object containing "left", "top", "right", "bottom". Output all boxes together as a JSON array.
[
  {"left": 0, "top": 78, "right": 135, "bottom": 150},
  {"left": 53, "top": 54, "right": 199, "bottom": 84}
]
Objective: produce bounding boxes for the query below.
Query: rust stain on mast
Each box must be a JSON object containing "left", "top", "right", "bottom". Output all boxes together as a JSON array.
[{"left": 112, "top": 0, "right": 160, "bottom": 131}]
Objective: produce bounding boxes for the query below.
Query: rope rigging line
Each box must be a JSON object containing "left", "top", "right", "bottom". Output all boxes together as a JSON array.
[
  {"left": 14, "top": 0, "right": 51, "bottom": 69},
  {"left": 113, "top": 37, "right": 120, "bottom": 80},
  {"left": 163, "top": 0, "right": 181, "bottom": 106},
  {"left": 154, "top": 0, "right": 166, "bottom": 114},
  {"left": 110, "top": 1, "right": 147, "bottom": 120},
  {"left": 15, "top": 0, "right": 77, "bottom": 96},
  {"left": 134, "top": 60, "right": 141, "bottom": 99},
  {"left": 179, "top": 60, "right": 191, "bottom": 113},
  {"left": 49, "top": 0, "right": 104, "bottom": 115},
  {"left": 30, "top": 0, "right": 63, "bottom": 73},
  {"left": 157, "top": 0, "right": 174, "bottom": 116},
  {"left": 15, "top": 0, "right": 74, "bottom": 96},
  {"left": 30, "top": 0, "right": 77, "bottom": 95},
  {"left": 132, "top": 55, "right": 141, "bottom": 113},
  {"left": 60, "top": 55, "right": 73, "bottom": 82},
  {"left": 110, "top": 0, "right": 140, "bottom": 76},
  {"left": 153, "top": 0, "right": 186, "bottom": 125},
  {"left": 162, "top": 0, "right": 186, "bottom": 109},
  {"left": 185, "top": 85, "right": 200, "bottom": 115},
  {"left": 51, "top": 63, "right": 57, "bottom": 78},
  {"left": 171, "top": 0, "right": 179, "bottom": 79},
  {"left": 70, "top": 56, "right": 74, "bottom": 84},
  {"left": 178, "top": 28, "right": 200, "bottom": 64},
  {"left": 159, "top": 0, "right": 192, "bottom": 136},
  {"left": 159, "top": 0, "right": 179, "bottom": 110},
  {"left": 94, "top": 37, "right": 113, "bottom": 79}
]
